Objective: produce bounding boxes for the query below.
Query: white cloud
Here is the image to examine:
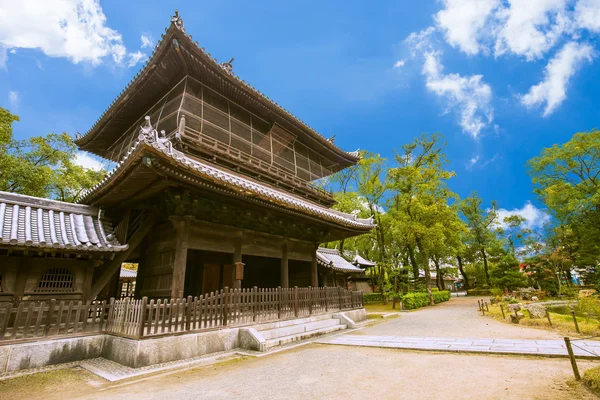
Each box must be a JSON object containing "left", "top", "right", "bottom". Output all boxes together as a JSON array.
[
  {"left": 467, "top": 155, "right": 480, "bottom": 168},
  {"left": 422, "top": 51, "right": 493, "bottom": 139},
  {"left": 127, "top": 51, "right": 146, "bottom": 67},
  {"left": 574, "top": 0, "right": 600, "bottom": 32},
  {"left": 35, "top": 60, "right": 43, "bottom": 70},
  {"left": 8, "top": 91, "right": 18, "bottom": 107},
  {"left": 0, "top": 45, "right": 6, "bottom": 70},
  {"left": 521, "top": 41, "right": 595, "bottom": 116},
  {"left": 0, "top": 0, "right": 140, "bottom": 67},
  {"left": 140, "top": 34, "right": 153, "bottom": 49},
  {"left": 496, "top": 201, "right": 551, "bottom": 230},
  {"left": 74, "top": 151, "right": 104, "bottom": 171},
  {"left": 435, "top": 0, "right": 500, "bottom": 55},
  {"left": 393, "top": 60, "right": 405, "bottom": 68},
  {"left": 494, "top": 0, "right": 569, "bottom": 61}
]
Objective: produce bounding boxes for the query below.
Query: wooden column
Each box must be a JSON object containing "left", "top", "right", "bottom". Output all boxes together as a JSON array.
[
  {"left": 170, "top": 216, "right": 194, "bottom": 299},
  {"left": 280, "top": 240, "right": 289, "bottom": 288},
  {"left": 311, "top": 245, "right": 318, "bottom": 287},
  {"left": 233, "top": 235, "right": 243, "bottom": 289}
]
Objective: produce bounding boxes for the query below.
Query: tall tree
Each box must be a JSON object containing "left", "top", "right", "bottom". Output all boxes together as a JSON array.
[
  {"left": 388, "top": 132, "right": 458, "bottom": 305},
  {"left": 459, "top": 193, "right": 498, "bottom": 286}
]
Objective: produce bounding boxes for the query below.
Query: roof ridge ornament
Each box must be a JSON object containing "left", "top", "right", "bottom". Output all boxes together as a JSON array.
[
  {"left": 171, "top": 10, "right": 185, "bottom": 33},
  {"left": 221, "top": 57, "right": 234, "bottom": 74}
]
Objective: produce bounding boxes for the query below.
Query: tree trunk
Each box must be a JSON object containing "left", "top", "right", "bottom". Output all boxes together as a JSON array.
[
  {"left": 416, "top": 238, "right": 434, "bottom": 306},
  {"left": 407, "top": 245, "right": 420, "bottom": 283},
  {"left": 480, "top": 248, "right": 491, "bottom": 286},
  {"left": 456, "top": 255, "right": 469, "bottom": 290},
  {"left": 433, "top": 258, "right": 443, "bottom": 291},
  {"left": 339, "top": 239, "right": 345, "bottom": 258}
]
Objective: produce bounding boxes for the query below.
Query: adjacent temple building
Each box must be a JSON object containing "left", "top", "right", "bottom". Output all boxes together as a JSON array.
[{"left": 0, "top": 12, "right": 374, "bottom": 304}]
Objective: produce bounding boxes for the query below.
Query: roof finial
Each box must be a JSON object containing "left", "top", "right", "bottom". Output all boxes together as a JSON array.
[
  {"left": 171, "top": 10, "right": 185, "bottom": 33},
  {"left": 327, "top": 134, "right": 336, "bottom": 144},
  {"left": 221, "top": 57, "right": 234, "bottom": 74}
]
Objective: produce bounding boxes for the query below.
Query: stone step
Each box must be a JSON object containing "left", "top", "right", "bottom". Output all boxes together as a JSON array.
[
  {"left": 254, "top": 313, "right": 332, "bottom": 332},
  {"left": 260, "top": 319, "right": 340, "bottom": 340},
  {"left": 264, "top": 324, "right": 346, "bottom": 349}
]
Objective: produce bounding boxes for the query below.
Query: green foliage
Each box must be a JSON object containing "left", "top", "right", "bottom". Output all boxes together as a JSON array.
[
  {"left": 583, "top": 365, "right": 600, "bottom": 395},
  {"left": 362, "top": 293, "right": 385, "bottom": 304},
  {"left": 490, "top": 254, "right": 528, "bottom": 290},
  {"left": 432, "top": 290, "right": 450, "bottom": 303},
  {"left": 401, "top": 292, "right": 430, "bottom": 309},
  {"left": 467, "top": 288, "right": 492, "bottom": 296},
  {"left": 0, "top": 107, "right": 105, "bottom": 201}
]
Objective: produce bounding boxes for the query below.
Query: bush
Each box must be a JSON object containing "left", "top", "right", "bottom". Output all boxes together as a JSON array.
[
  {"left": 363, "top": 293, "right": 385, "bottom": 304},
  {"left": 432, "top": 290, "right": 450, "bottom": 303},
  {"left": 431, "top": 288, "right": 440, "bottom": 292},
  {"left": 401, "top": 292, "right": 429, "bottom": 310},
  {"left": 467, "top": 288, "right": 492, "bottom": 296},
  {"left": 584, "top": 366, "right": 600, "bottom": 395}
]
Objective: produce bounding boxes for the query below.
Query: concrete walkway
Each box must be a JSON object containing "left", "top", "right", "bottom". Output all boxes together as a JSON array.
[{"left": 319, "top": 335, "right": 600, "bottom": 358}]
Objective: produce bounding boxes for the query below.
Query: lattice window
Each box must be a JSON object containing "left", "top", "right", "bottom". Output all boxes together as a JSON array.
[{"left": 34, "top": 268, "right": 74, "bottom": 293}]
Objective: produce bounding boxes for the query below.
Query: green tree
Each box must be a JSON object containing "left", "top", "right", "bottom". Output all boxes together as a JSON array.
[
  {"left": 0, "top": 107, "right": 105, "bottom": 202},
  {"left": 459, "top": 193, "right": 499, "bottom": 287},
  {"left": 388, "top": 132, "right": 458, "bottom": 305}
]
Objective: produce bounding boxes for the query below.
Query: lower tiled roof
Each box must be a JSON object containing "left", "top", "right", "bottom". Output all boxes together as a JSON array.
[
  {"left": 0, "top": 191, "right": 128, "bottom": 252},
  {"left": 317, "top": 247, "right": 363, "bottom": 273},
  {"left": 77, "top": 117, "right": 375, "bottom": 231}
]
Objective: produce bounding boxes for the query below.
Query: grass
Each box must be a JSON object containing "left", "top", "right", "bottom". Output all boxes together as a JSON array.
[
  {"left": 583, "top": 365, "right": 600, "bottom": 395},
  {"left": 364, "top": 302, "right": 404, "bottom": 313},
  {"left": 0, "top": 367, "right": 96, "bottom": 400},
  {"left": 485, "top": 302, "right": 600, "bottom": 337}
]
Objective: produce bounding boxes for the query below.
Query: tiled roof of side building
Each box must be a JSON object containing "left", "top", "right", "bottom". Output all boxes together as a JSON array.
[
  {"left": 316, "top": 248, "right": 364, "bottom": 273},
  {"left": 77, "top": 117, "right": 375, "bottom": 231},
  {"left": 0, "top": 191, "right": 128, "bottom": 252}
]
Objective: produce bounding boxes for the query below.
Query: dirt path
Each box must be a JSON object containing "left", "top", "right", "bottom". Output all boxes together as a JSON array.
[
  {"left": 1, "top": 345, "right": 596, "bottom": 400},
  {"left": 360, "top": 296, "right": 563, "bottom": 339}
]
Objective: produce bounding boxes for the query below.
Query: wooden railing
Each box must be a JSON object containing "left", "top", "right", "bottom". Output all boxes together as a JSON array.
[{"left": 0, "top": 287, "right": 363, "bottom": 342}]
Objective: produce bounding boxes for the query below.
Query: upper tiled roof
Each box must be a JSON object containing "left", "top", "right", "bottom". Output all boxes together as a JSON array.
[
  {"left": 77, "top": 117, "right": 375, "bottom": 231},
  {"left": 0, "top": 191, "right": 128, "bottom": 252},
  {"left": 345, "top": 251, "right": 377, "bottom": 267},
  {"left": 75, "top": 11, "right": 359, "bottom": 165},
  {"left": 317, "top": 247, "right": 363, "bottom": 273}
]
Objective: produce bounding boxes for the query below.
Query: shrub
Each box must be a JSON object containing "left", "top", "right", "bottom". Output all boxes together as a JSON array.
[
  {"left": 467, "top": 288, "right": 492, "bottom": 296},
  {"left": 584, "top": 366, "right": 600, "bottom": 395},
  {"left": 401, "top": 292, "right": 429, "bottom": 310},
  {"left": 431, "top": 288, "right": 440, "bottom": 292},
  {"left": 432, "top": 290, "right": 450, "bottom": 303},
  {"left": 363, "top": 293, "right": 384, "bottom": 304}
]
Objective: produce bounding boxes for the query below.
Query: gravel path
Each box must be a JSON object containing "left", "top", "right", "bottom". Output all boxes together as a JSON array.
[
  {"left": 359, "top": 296, "right": 563, "bottom": 339},
  {"left": 6, "top": 345, "right": 595, "bottom": 400}
]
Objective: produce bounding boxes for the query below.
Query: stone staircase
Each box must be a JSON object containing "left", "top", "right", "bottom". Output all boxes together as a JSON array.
[{"left": 254, "top": 314, "right": 347, "bottom": 350}]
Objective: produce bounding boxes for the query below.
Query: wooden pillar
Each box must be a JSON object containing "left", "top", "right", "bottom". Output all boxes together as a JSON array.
[
  {"left": 170, "top": 216, "right": 194, "bottom": 299},
  {"left": 280, "top": 240, "right": 289, "bottom": 288},
  {"left": 233, "top": 234, "right": 243, "bottom": 289},
  {"left": 311, "top": 245, "right": 318, "bottom": 288},
  {"left": 13, "top": 258, "right": 32, "bottom": 303}
]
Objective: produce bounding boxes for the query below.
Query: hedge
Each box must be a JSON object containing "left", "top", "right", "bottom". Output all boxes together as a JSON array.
[
  {"left": 584, "top": 366, "right": 600, "bottom": 395},
  {"left": 401, "top": 290, "right": 451, "bottom": 310},
  {"left": 467, "top": 288, "right": 492, "bottom": 296},
  {"left": 363, "top": 293, "right": 385, "bottom": 304}
]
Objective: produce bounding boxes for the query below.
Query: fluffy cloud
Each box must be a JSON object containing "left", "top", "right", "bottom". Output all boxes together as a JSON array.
[
  {"left": 127, "top": 51, "right": 146, "bottom": 67},
  {"left": 574, "top": 0, "right": 600, "bottom": 32},
  {"left": 422, "top": 52, "right": 493, "bottom": 139},
  {"left": 494, "top": 0, "right": 569, "bottom": 61},
  {"left": 393, "top": 60, "right": 405, "bottom": 68},
  {"left": 0, "top": 0, "right": 141, "bottom": 67},
  {"left": 435, "top": 0, "right": 500, "bottom": 55},
  {"left": 496, "top": 201, "right": 551, "bottom": 230},
  {"left": 74, "top": 151, "right": 104, "bottom": 171},
  {"left": 521, "top": 41, "right": 595, "bottom": 116}
]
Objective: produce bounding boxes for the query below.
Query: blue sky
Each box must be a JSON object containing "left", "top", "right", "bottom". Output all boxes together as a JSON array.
[{"left": 1, "top": 0, "right": 600, "bottom": 228}]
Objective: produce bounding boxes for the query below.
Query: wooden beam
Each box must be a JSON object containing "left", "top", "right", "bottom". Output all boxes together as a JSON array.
[
  {"left": 280, "top": 240, "right": 289, "bottom": 288},
  {"left": 88, "top": 215, "right": 157, "bottom": 301},
  {"left": 233, "top": 234, "right": 242, "bottom": 289},
  {"left": 311, "top": 245, "right": 318, "bottom": 287},
  {"left": 170, "top": 215, "right": 194, "bottom": 299}
]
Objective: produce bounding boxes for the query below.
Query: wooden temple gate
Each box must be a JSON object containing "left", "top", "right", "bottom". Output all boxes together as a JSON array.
[{"left": 0, "top": 287, "right": 363, "bottom": 342}]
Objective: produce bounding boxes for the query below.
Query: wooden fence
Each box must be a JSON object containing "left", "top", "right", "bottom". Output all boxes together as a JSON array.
[{"left": 0, "top": 287, "right": 363, "bottom": 342}]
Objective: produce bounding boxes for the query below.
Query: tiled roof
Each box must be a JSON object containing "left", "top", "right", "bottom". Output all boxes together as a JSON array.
[
  {"left": 76, "top": 11, "right": 359, "bottom": 163},
  {"left": 0, "top": 191, "right": 128, "bottom": 252},
  {"left": 77, "top": 117, "right": 375, "bottom": 231},
  {"left": 353, "top": 253, "right": 377, "bottom": 267},
  {"left": 317, "top": 247, "right": 363, "bottom": 273}
]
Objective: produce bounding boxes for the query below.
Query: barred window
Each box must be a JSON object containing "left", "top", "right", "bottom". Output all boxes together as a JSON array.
[{"left": 34, "top": 268, "right": 74, "bottom": 293}]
